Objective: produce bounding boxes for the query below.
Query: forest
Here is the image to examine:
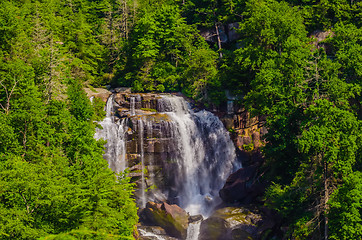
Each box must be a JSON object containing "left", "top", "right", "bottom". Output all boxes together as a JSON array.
[{"left": 0, "top": 0, "right": 361, "bottom": 239}]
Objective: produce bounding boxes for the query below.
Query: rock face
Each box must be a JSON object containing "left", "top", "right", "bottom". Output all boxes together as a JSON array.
[
  {"left": 310, "top": 29, "right": 334, "bottom": 54},
  {"left": 97, "top": 91, "right": 239, "bottom": 215},
  {"left": 218, "top": 99, "right": 267, "bottom": 173},
  {"left": 200, "top": 23, "right": 240, "bottom": 44},
  {"left": 199, "top": 217, "right": 228, "bottom": 240},
  {"left": 84, "top": 87, "right": 112, "bottom": 102},
  {"left": 140, "top": 201, "right": 189, "bottom": 239},
  {"left": 199, "top": 207, "right": 281, "bottom": 240},
  {"left": 100, "top": 92, "right": 179, "bottom": 206},
  {"left": 219, "top": 164, "right": 265, "bottom": 204}
]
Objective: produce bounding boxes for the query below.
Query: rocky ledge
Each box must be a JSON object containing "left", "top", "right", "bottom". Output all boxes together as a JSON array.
[
  {"left": 199, "top": 206, "right": 281, "bottom": 240},
  {"left": 139, "top": 201, "right": 189, "bottom": 239}
]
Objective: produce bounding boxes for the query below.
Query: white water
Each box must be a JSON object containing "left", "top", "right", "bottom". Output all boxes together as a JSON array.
[
  {"left": 158, "top": 95, "right": 239, "bottom": 217},
  {"left": 138, "top": 118, "right": 146, "bottom": 208},
  {"left": 186, "top": 221, "right": 202, "bottom": 240},
  {"left": 130, "top": 96, "right": 135, "bottom": 116},
  {"left": 138, "top": 228, "right": 167, "bottom": 240},
  {"left": 96, "top": 94, "right": 240, "bottom": 239},
  {"left": 227, "top": 100, "right": 234, "bottom": 114},
  {"left": 94, "top": 95, "right": 127, "bottom": 173}
]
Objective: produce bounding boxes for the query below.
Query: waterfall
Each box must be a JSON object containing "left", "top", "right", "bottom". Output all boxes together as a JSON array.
[
  {"left": 138, "top": 118, "right": 146, "bottom": 208},
  {"left": 158, "top": 95, "right": 238, "bottom": 216},
  {"left": 130, "top": 96, "right": 135, "bottom": 116},
  {"left": 227, "top": 100, "right": 234, "bottom": 115},
  {"left": 96, "top": 93, "right": 240, "bottom": 238},
  {"left": 186, "top": 221, "right": 201, "bottom": 240},
  {"left": 94, "top": 95, "right": 127, "bottom": 174}
]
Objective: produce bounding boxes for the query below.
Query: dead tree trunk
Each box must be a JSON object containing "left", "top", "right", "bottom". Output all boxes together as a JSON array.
[{"left": 215, "top": 22, "right": 223, "bottom": 59}]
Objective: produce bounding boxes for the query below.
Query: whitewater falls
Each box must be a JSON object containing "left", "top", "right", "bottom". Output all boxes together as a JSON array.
[{"left": 95, "top": 92, "right": 240, "bottom": 238}]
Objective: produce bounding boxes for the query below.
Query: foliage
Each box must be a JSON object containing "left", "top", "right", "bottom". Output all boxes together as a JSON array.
[
  {"left": 0, "top": 0, "right": 361, "bottom": 239},
  {"left": 329, "top": 171, "right": 362, "bottom": 240},
  {"left": 0, "top": 3, "right": 139, "bottom": 235},
  {"left": 120, "top": 2, "right": 219, "bottom": 102}
]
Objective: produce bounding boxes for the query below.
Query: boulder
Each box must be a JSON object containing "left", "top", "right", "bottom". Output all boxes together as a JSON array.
[
  {"left": 219, "top": 164, "right": 265, "bottom": 204},
  {"left": 140, "top": 201, "right": 189, "bottom": 239},
  {"left": 199, "top": 217, "right": 228, "bottom": 240},
  {"left": 199, "top": 207, "right": 261, "bottom": 240},
  {"left": 199, "top": 207, "right": 280, "bottom": 240},
  {"left": 189, "top": 214, "right": 203, "bottom": 223}
]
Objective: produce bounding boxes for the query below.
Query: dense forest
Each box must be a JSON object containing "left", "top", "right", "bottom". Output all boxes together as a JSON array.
[{"left": 0, "top": 0, "right": 361, "bottom": 239}]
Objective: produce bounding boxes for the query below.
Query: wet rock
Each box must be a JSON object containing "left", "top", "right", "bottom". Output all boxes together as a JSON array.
[
  {"left": 140, "top": 201, "right": 189, "bottom": 239},
  {"left": 219, "top": 165, "right": 265, "bottom": 204},
  {"left": 138, "top": 225, "right": 179, "bottom": 240},
  {"left": 116, "top": 107, "right": 129, "bottom": 118},
  {"left": 189, "top": 214, "right": 203, "bottom": 223},
  {"left": 231, "top": 229, "right": 253, "bottom": 240},
  {"left": 213, "top": 207, "right": 261, "bottom": 239},
  {"left": 199, "top": 207, "right": 280, "bottom": 240},
  {"left": 139, "top": 225, "right": 167, "bottom": 235},
  {"left": 199, "top": 217, "right": 228, "bottom": 240},
  {"left": 310, "top": 30, "right": 334, "bottom": 54},
  {"left": 138, "top": 226, "right": 179, "bottom": 240}
]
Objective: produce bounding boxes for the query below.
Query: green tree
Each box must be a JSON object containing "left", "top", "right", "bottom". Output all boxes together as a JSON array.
[
  {"left": 123, "top": 2, "right": 218, "bottom": 101},
  {"left": 329, "top": 171, "right": 362, "bottom": 240}
]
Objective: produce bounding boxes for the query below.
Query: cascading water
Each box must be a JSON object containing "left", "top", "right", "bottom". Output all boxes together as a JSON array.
[
  {"left": 130, "top": 96, "right": 136, "bottom": 116},
  {"left": 94, "top": 95, "right": 127, "bottom": 174},
  {"left": 138, "top": 118, "right": 147, "bottom": 208},
  {"left": 186, "top": 221, "right": 201, "bottom": 240},
  {"left": 157, "top": 95, "right": 239, "bottom": 216},
  {"left": 227, "top": 100, "right": 234, "bottom": 115},
  {"left": 96, "top": 93, "right": 240, "bottom": 239}
]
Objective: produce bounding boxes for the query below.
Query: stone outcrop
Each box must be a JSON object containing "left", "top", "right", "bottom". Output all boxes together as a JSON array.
[
  {"left": 104, "top": 92, "right": 181, "bottom": 205},
  {"left": 199, "top": 207, "right": 281, "bottom": 240},
  {"left": 219, "top": 164, "right": 265, "bottom": 204},
  {"left": 140, "top": 201, "right": 189, "bottom": 239},
  {"left": 199, "top": 217, "right": 229, "bottom": 240},
  {"left": 189, "top": 214, "right": 203, "bottom": 223},
  {"left": 84, "top": 87, "right": 112, "bottom": 102},
  {"left": 310, "top": 29, "right": 334, "bottom": 54},
  {"left": 217, "top": 92, "right": 267, "bottom": 160},
  {"left": 200, "top": 23, "right": 240, "bottom": 44}
]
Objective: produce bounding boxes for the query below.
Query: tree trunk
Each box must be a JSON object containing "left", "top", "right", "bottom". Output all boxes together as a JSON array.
[{"left": 215, "top": 23, "right": 223, "bottom": 59}]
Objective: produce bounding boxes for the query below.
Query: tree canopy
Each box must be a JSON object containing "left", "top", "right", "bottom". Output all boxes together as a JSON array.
[{"left": 0, "top": 0, "right": 361, "bottom": 239}]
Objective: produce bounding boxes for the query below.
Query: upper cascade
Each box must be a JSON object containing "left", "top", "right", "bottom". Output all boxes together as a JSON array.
[{"left": 95, "top": 92, "right": 240, "bottom": 217}]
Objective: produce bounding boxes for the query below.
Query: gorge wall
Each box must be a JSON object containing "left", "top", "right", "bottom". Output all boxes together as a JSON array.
[
  {"left": 88, "top": 88, "right": 275, "bottom": 239},
  {"left": 92, "top": 89, "right": 241, "bottom": 216}
]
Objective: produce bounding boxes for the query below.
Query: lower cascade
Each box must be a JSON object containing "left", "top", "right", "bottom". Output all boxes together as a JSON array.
[{"left": 95, "top": 92, "right": 241, "bottom": 239}]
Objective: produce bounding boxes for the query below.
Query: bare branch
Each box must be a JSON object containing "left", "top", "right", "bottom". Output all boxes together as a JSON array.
[{"left": 0, "top": 77, "right": 18, "bottom": 114}]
